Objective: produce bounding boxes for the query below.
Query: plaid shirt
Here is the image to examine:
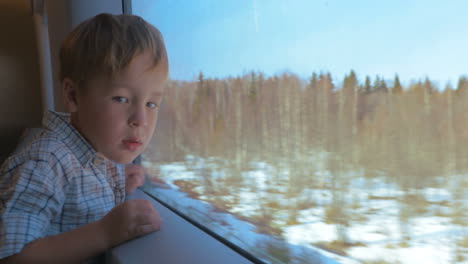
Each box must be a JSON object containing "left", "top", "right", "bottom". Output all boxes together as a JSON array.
[{"left": 0, "top": 111, "right": 126, "bottom": 259}]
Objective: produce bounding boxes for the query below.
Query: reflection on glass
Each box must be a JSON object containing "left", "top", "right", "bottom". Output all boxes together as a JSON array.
[{"left": 135, "top": 1, "right": 468, "bottom": 263}]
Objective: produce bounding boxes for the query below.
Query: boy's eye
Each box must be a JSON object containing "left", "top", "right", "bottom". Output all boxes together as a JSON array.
[
  {"left": 113, "top": 96, "right": 128, "bottom": 103},
  {"left": 147, "top": 102, "right": 158, "bottom": 109}
]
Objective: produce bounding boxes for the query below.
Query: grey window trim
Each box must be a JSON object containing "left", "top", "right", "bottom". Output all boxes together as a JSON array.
[{"left": 122, "top": 0, "right": 131, "bottom": 14}]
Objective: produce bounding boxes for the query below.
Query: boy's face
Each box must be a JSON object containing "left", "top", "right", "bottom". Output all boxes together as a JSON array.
[{"left": 64, "top": 51, "right": 167, "bottom": 164}]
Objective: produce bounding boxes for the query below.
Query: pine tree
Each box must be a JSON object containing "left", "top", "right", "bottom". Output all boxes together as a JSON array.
[
  {"left": 456, "top": 76, "right": 468, "bottom": 96},
  {"left": 248, "top": 71, "right": 257, "bottom": 101},
  {"left": 422, "top": 77, "right": 433, "bottom": 114},
  {"left": 374, "top": 76, "right": 388, "bottom": 93},
  {"left": 309, "top": 72, "right": 318, "bottom": 91},
  {"left": 197, "top": 71, "right": 204, "bottom": 92},
  {"left": 392, "top": 74, "right": 403, "bottom": 94},
  {"left": 343, "top": 70, "right": 358, "bottom": 96},
  {"left": 363, "top": 75, "right": 372, "bottom": 93}
]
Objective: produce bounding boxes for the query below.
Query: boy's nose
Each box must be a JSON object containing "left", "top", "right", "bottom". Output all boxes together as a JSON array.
[{"left": 129, "top": 108, "right": 148, "bottom": 127}]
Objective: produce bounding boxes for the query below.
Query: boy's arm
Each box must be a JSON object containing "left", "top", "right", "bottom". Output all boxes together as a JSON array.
[
  {"left": 0, "top": 220, "right": 107, "bottom": 264},
  {"left": 0, "top": 199, "right": 161, "bottom": 264}
]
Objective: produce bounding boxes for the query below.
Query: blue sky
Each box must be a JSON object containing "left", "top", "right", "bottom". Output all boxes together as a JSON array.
[{"left": 134, "top": 0, "right": 468, "bottom": 87}]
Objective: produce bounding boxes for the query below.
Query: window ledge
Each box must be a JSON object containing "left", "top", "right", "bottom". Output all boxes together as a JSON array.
[{"left": 105, "top": 189, "right": 255, "bottom": 264}]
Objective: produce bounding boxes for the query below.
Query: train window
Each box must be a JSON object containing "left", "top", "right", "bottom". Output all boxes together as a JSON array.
[{"left": 133, "top": 1, "right": 468, "bottom": 263}]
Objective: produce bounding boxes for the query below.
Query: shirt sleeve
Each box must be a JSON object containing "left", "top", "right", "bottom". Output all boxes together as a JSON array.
[{"left": 0, "top": 158, "right": 65, "bottom": 259}]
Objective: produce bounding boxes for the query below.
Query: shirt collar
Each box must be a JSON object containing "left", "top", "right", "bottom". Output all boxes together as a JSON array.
[{"left": 42, "top": 110, "right": 98, "bottom": 168}]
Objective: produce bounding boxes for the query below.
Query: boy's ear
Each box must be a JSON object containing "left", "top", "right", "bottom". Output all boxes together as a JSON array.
[{"left": 62, "top": 78, "right": 79, "bottom": 112}]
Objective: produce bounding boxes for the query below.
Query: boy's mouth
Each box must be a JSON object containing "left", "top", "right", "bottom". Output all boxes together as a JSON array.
[{"left": 122, "top": 139, "right": 142, "bottom": 152}]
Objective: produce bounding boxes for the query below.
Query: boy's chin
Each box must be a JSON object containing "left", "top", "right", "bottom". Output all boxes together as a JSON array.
[{"left": 109, "top": 153, "right": 140, "bottom": 164}]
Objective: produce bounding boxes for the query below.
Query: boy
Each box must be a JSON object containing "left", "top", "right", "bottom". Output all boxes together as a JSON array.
[{"left": 0, "top": 13, "right": 168, "bottom": 263}]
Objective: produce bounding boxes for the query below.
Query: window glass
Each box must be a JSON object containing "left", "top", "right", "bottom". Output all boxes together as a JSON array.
[{"left": 134, "top": 1, "right": 468, "bottom": 263}]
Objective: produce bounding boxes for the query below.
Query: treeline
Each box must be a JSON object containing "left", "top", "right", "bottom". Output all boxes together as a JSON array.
[{"left": 148, "top": 71, "right": 468, "bottom": 187}]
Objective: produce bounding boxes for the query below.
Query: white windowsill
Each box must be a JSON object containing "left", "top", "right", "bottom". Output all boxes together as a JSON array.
[{"left": 106, "top": 189, "right": 255, "bottom": 264}]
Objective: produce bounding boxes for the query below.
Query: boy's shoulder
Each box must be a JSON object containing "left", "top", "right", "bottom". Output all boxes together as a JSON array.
[
  {"left": 11, "top": 128, "right": 67, "bottom": 158},
  {"left": 0, "top": 128, "right": 76, "bottom": 193},
  {"left": 2, "top": 127, "right": 76, "bottom": 172}
]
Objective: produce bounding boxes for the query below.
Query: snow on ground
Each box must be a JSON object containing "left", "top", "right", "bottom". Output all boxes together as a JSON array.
[
  {"left": 143, "top": 158, "right": 468, "bottom": 264},
  {"left": 345, "top": 215, "right": 466, "bottom": 263},
  {"left": 229, "top": 190, "right": 262, "bottom": 217},
  {"left": 349, "top": 243, "right": 452, "bottom": 264},
  {"left": 423, "top": 188, "right": 452, "bottom": 203},
  {"left": 285, "top": 222, "right": 337, "bottom": 244},
  {"left": 142, "top": 184, "right": 346, "bottom": 264}
]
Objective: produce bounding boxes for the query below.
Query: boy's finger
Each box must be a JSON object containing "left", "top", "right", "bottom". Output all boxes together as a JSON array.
[
  {"left": 137, "top": 224, "right": 158, "bottom": 235},
  {"left": 126, "top": 164, "right": 146, "bottom": 174},
  {"left": 149, "top": 214, "right": 162, "bottom": 230},
  {"left": 138, "top": 174, "right": 145, "bottom": 185},
  {"left": 135, "top": 211, "right": 161, "bottom": 229},
  {"left": 133, "top": 199, "right": 155, "bottom": 211},
  {"left": 127, "top": 173, "right": 145, "bottom": 186}
]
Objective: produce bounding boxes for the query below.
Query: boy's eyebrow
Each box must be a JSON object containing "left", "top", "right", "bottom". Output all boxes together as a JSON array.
[
  {"left": 108, "top": 81, "right": 131, "bottom": 88},
  {"left": 152, "top": 91, "right": 163, "bottom": 97}
]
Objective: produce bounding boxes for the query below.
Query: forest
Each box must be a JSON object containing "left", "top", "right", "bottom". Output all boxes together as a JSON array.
[{"left": 143, "top": 71, "right": 468, "bottom": 263}]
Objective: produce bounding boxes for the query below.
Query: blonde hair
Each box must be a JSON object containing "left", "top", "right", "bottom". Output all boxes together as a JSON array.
[{"left": 59, "top": 13, "right": 168, "bottom": 87}]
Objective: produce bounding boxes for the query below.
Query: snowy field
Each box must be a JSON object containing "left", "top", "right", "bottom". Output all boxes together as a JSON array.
[{"left": 142, "top": 158, "right": 468, "bottom": 264}]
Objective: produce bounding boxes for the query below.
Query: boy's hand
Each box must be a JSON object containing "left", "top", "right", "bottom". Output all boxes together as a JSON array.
[
  {"left": 100, "top": 199, "right": 161, "bottom": 247},
  {"left": 125, "top": 164, "right": 146, "bottom": 194}
]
